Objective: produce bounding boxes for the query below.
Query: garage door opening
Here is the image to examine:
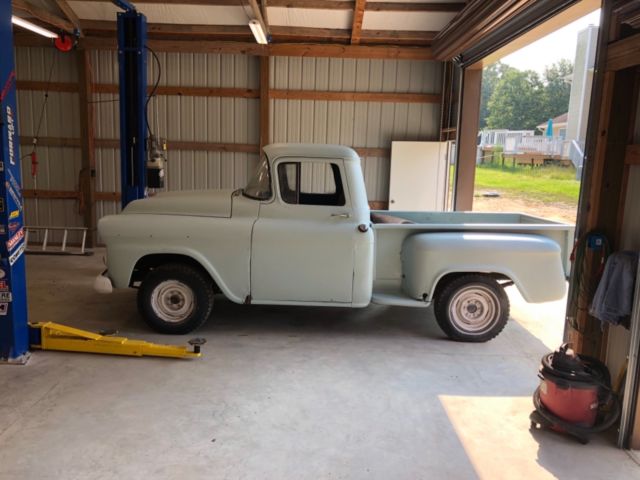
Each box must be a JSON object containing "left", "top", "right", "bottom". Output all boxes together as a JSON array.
[{"left": 472, "top": 10, "right": 601, "bottom": 224}]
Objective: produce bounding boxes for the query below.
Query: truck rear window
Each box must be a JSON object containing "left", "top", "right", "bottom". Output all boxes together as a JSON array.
[{"left": 277, "top": 161, "right": 345, "bottom": 206}]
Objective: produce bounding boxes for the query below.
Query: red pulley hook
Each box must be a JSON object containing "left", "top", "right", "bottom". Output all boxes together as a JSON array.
[{"left": 30, "top": 151, "right": 38, "bottom": 177}]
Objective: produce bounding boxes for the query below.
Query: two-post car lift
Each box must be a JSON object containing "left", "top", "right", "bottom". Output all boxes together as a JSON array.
[{"left": 0, "top": 1, "right": 198, "bottom": 363}]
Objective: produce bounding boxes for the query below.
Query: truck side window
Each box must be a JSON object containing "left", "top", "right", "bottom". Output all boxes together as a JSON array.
[{"left": 278, "top": 161, "right": 346, "bottom": 206}]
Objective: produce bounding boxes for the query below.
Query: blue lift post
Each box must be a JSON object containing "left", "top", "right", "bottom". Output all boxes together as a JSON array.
[
  {"left": 116, "top": 1, "right": 148, "bottom": 208},
  {"left": 0, "top": 4, "right": 31, "bottom": 364}
]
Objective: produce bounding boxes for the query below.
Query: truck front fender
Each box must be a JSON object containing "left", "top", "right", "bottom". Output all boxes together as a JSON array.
[
  {"left": 106, "top": 244, "right": 245, "bottom": 304},
  {"left": 401, "top": 232, "right": 567, "bottom": 303}
]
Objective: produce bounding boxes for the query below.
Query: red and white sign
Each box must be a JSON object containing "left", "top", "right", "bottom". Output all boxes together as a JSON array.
[{"left": 6, "top": 226, "right": 23, "bottom": 251}]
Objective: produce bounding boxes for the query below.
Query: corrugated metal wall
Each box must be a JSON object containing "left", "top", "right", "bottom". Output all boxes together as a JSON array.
[
  {"left": 270, "top": 57, "right": 442, "bottom": 201},
  {"left": 14, "top": 47, "right": 442, "bottom": 233},
  {"left": 14, "top": 47, "right": 83, "bottom": 244}
]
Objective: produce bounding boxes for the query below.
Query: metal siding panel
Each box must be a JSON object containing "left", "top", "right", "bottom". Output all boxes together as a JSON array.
[
  {"left": 315, "top": 58, "right": 329, "bottom": 90},
  {"left": 326, "top": 102, "right": 341, "bottom": 143},
  {"left": 288, "top": 57, "right": 302, "bottom": 90},
  {"left": 353, "top": 103, "right": 368, "bottom": 146},
  {"left": 382, "top": 59, "right": 398, "bottom": 92},
  {"left": 313, "top": 100, "right": 328, "bottom": 144},
  {"left": 365, "top": 102, "right": 382, "bottom": 147},
  {"left": 355, "top": 59, "right": 370, "bottom": 91},
  {"left": 342, "top": 59, "right": 356, "bottom": 91},
  {"left": 206, "top": 97, "right": 221, "bottom": 142},
  {"left": 287, "top": 99, "right": 301, "bottom": 142},
  {"left": 339, "top": 102, "right": 354, "bottom": 146},
  {"left": 328, "top": 59, "right": 343, "bottom": 91},
  {"left": 220, "top": 98, "right": 235, "bottom": 142},
  {"left": 301, "top": 57, "right": 316, "bottom": 89},
  {"left": 299, "top": 100, "right": 313, "bottom": 143},
  {"left": 369, "top": 60, "right": 383, "bottom": 91}
]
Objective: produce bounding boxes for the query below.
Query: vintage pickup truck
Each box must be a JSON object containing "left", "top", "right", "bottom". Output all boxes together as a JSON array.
[{"left": 97, "top": 144, "right": 574, "bottom": 342}]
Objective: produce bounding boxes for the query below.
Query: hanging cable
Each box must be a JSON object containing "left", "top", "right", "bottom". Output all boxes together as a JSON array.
[
  {"left": 145, "top": 45, "right": 161, "bottom": 137},
  {"left": 27, "top": 52, "right": 57, "bottom": 179}
]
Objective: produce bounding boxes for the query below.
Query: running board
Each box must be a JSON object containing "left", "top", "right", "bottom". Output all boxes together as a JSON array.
[{"left": 371, "top": 289, "right": 430, "bottom": 308}]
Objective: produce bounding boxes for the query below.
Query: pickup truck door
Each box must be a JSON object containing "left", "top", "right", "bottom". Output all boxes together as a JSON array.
[{"left": 251, "top": 158, "right": 356, "bottom": 303}]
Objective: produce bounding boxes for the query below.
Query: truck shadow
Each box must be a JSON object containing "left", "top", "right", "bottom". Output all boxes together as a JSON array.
[{"left": 201, "top": 295, "right": 447, "bottom": 339}]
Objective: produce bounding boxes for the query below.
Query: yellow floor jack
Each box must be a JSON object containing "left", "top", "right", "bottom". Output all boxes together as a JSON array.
[{"left": 28, "top": 322, "right": 206, "bottom": 359}]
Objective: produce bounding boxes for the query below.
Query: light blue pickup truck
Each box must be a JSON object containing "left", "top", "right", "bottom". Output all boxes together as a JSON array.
[{"left": 97, "top": 144, "right": 573, "bottom": 342}]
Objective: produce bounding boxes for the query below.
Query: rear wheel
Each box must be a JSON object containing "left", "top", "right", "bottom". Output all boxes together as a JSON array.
[
  {"left": 137, "top": 263, "right": 214, "bottom": 334},
  {"left": 433, "top": 274, "right": 510, "bottom": 342}
]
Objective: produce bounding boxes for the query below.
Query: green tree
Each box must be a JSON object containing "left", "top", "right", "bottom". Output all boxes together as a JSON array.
[
  {"left": 486, "top": 69, "right": 545, "bottom": 131},
  {"left": 541, "top": 59, "right": 573, "bottom": 120},
  {"left": 479, "top": 62, "right": 515, "bottom": 129}
]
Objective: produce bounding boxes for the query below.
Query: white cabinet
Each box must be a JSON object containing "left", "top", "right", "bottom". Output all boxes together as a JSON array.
[{"left": 388, "top": 141, "right": 449, "bottom": 211}]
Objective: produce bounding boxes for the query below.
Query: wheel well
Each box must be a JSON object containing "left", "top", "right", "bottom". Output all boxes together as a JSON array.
[
  {"left": 432, "top": 272, "right": 511, "bottom": 300},
  {"left": 130, "top": 254, "right": 220, "bottom": 292}
]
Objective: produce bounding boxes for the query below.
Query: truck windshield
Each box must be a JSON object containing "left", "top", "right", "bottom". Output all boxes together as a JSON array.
[{"left": 243, "top": 154, "right": 272, "bottom": 200}]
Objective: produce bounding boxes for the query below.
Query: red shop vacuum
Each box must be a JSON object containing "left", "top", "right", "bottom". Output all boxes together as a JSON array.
[{"left": 530, "top": 343, "right": 620, "bottom": 444}]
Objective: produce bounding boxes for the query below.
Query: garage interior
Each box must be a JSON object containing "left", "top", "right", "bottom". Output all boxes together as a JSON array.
[{"left": 2, "top": 0, "right": 640, "bottom": 478}]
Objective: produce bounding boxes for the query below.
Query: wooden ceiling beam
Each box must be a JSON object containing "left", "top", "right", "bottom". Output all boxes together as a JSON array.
[
  {"left": 78, "top": 36, "right": 433, "bottom": 59},
  {"left": 80, "top": 20, "right": 254, "bottom": 40},
  {"left": 360, "top": 30, "right": 436, "bottom": 45},
  {"left": 72, "top": 0, "right": 464, "bottom": 11},
  {"left": 365, "top": 2, "right": 465, "bottom": 12},
  {"left": 271, "top": 25, "right": 351, "bottom": 43},
  {"left": 268, "top": 0, "right": 354, "bottom": 8},
  {"left": 351, "top": 0, "right": 366, "bottom": 45},
  {"left": 12, "top": 0, "right": 75, "bottom": 32},
  {"left": 79, "top": 20, "right": 435, "bottom": 46}
]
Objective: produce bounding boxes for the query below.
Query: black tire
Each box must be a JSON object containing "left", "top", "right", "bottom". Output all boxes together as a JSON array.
[
  {"left": 137, "top": 263, "right": 214, "bottom": 334},
  {"left": 433, "top": 274, "right": 510, "bottom": 342}
]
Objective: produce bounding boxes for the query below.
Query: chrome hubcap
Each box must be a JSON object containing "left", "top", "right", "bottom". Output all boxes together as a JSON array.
[
  {"left": 150, "top": 280, "right": 195, "bottom": 323},
  {"left": 449, "top": 285, "right": 500, "bottom": 334}
]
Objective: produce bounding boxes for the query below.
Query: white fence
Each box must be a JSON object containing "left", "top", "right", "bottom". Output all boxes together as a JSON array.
[{"left": 478, "top": 130, "right": 582, "bottom": 170}]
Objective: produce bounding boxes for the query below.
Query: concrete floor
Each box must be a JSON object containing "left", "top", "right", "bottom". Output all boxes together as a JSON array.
[{"left": 0, "top": 251, "right": 639, "bottom": 480}]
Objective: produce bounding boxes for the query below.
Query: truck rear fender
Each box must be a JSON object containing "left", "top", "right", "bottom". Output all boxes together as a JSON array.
[{"left": 401, "top": 232, "right": 567, "bottom": 304}]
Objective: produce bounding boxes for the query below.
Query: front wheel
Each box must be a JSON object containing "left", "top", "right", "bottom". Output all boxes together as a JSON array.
[
  {"left": 137, "top": 263, "right": 214, "bottom": 334},
  {"left": 433, "top": 274, "right": 510, "bottom": 342}
]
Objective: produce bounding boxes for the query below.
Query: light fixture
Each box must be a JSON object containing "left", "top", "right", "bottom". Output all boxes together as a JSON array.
[
  {"left": 11, "top": 15, "right": 58, "bottom": 39},
  {"left": 249, "top": 19, "right": 267, "bottom": 45}
]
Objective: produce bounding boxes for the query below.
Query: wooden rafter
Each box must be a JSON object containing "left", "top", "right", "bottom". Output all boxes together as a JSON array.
[
  {"left": 12, "top": 0, "right": 74, "bottom": 32},
  {"left": 351, "top": 0, "right": 366, "bottom": 45}
]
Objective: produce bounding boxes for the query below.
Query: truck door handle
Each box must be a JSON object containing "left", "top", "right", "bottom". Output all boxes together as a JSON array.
[{"left": 331, "top": 213, "right": 351, "bottom": 219}]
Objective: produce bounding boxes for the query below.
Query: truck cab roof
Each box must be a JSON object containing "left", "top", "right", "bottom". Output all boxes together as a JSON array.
[{"left": 264, "top": 143, "right": 361, "bottom": 165}]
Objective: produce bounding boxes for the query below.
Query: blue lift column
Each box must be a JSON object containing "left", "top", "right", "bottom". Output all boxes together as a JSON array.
[
  {"left": 0, "top": 5, "right": 30, "bottom": 364},
  {"left": 116, "top": 1, "right": 148, "bottom": 208}
]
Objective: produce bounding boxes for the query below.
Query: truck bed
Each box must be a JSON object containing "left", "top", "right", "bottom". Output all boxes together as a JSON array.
[{"left": 371, "top": 210, "right": 574, "bottom": 288}]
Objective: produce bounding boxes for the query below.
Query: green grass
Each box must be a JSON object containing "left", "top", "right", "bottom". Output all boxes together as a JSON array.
[{"left": 474, "top": 163, "right": 580, "bottom": 204}]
